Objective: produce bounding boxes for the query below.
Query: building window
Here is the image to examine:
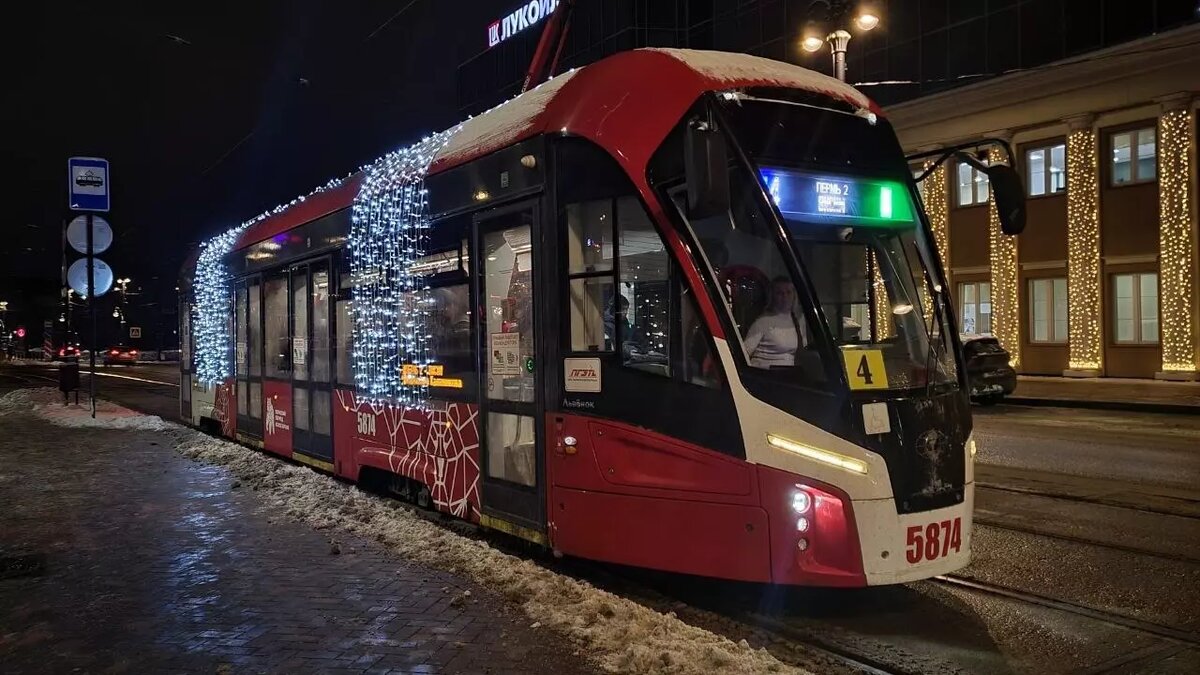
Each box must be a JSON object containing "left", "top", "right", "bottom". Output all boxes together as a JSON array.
[
  {"left": 957, "top": 281, "right": 992, "bottom": 335},
  {"left": 1113, "top": 273, "right": 1159, "bottom": 344},
  {"left": 1027, "top": 143, "right": 1066, "bottom": 196},
  {"left": 956, "top": 161, "right": 989, "bottom": 206},
  {"left": 1111, "top": 127, "right": 1156, "bottom": 185},
  {"left": 1028, "top": 278, "right": 1068, "bottom": 343}
]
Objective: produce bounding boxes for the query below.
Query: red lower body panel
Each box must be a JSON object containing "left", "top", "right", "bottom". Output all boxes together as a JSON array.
[
  {"left": 551, "top": 487, "right": 771, "bottom": 581},
  {"left": 262, "top": 380, "right": 293, "bottom": 458}
]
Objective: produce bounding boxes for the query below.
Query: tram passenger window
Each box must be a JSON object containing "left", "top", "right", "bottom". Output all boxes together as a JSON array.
[
  {"left": 235, "top": 287, "right": 248, "bottom": 377},
  {"left": 428, "top": 283, "right": 474, "bottom": 391},
  {"left": 264, "top": 275, "right": 290, "bottom": 377},
  {"left": 617, "top": 195, "right": 670, "bottom": 377},
  {"left": 313, "top": 390, "right": 331, "bottom": 435},
  {"left": 311, "top": 267, "right": 331, "bottom": 381},
  {"left": 294, "top": 387, "right": 309, "bottom": 430},
  {"left": 486, "top": 412, "right": 536, "bottom": 486},
  {"left": 292, "top": 271, "right": 308, "bottom": 381},
  {"left": 248, "top": 282, "right": 261, "bottom": 377},
  {"left": 336, "top": 266, "right": 353, "bottom": 386},
  {"left": 250, "top": 382, "right": 262, "bottom": 419},
  {"left": 566, "top": 200, "right": 614, "bottom": 273},
  {"left": 569, "top": 276, "right": 615, "bottom": 351}
]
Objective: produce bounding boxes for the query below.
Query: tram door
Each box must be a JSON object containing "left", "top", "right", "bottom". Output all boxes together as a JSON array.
[
  {"left": 289, "top": 260, "right": 334, "bottom": 462},
  {"left": 235, "top": 277, "right": 264, "bottom": 439},
  {"left": 474, "top": 201, "right": 547, "bottom": 542}
]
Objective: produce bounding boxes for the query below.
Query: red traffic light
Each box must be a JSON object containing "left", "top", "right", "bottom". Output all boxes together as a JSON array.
[{"left": 15, "top": 327, "right": 25, "bottom": 338}]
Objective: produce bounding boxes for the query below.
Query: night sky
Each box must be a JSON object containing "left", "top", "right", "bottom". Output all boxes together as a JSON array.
[{"left": 6, "top": 1, "right": 505, "bottom": 334}]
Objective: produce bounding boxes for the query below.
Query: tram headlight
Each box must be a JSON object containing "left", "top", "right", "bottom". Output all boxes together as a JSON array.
[{"left": 791, "top": 489, "right": 812, "bottom": 514}]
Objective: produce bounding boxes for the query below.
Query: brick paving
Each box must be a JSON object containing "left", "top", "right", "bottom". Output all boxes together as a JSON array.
[{"left": 0, "top": 408, "right": 594, "bottom": 674}]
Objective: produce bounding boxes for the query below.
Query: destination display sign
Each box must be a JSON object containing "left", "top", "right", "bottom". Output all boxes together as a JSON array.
[{"left": 760, "top": 168, "right": 915, "bottom": 225}]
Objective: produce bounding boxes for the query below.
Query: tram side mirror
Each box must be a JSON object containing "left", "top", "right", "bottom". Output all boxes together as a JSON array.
[
  {"left": 986, "top": 164, "right": 1027, "bottom": 236},
  {"left": 685, "top": 120, "right": 730, "bottom": 220}
]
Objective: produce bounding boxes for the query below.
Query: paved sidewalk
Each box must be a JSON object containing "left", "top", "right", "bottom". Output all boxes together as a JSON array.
[
  {"left": 1008, "top": 375, "right": 1200, "bottom": 414},
  {"left": 0, "top": 412, "right": 592, "bottom": 674}
]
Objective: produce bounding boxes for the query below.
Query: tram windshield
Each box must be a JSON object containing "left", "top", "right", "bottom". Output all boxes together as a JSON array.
[{"left": 684, "top": 95, "right": 958, "bottom": 392}]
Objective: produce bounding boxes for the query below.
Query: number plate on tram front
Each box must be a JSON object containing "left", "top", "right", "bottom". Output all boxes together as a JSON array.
[{"left": 905, "top": 517, "right": 963, "bottom": 564}]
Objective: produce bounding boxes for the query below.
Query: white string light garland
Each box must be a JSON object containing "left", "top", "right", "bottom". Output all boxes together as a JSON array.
[{"left": 349, "top": 128, "right": 460, "bottom": 407}]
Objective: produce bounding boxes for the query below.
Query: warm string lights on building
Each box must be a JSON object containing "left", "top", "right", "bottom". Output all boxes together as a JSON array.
[
  {"left": 193, "top": 179, "right": 345, "bottom": 383},
  {"left": 349, "top": 129, "right": 460, "bottom": 407},
  {"left": 1157, "top": 107, "right": 1197, "bottom": 374},
  {"left": 1065, "top": 124, "right": 1103, "bottom": 372},
  {"left": 923, "top": 160, "right": 950, "bottom": 278},
  {"left": 868, "top": 251, "right": 893, "bottom": 340},
  {"left": 988, "top": 193, "right": 1020, "bottom": 368}
]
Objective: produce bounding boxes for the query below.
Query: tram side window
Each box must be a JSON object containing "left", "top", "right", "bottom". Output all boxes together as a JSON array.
[
  {"left": 235, "top": 288, "right": 248, "bottom": 416},
  {"left": 427, "top": 283, "right": 474, "bottom": 393},
  {"left": 336, "top": 264, "right": 354, "bottom": 386},
  {"left": 560, "top": 138, "right": 721, "bottom": 387},
  {"left": 248, "top": 281, "right": 262, "bottom": 419},
  {"left": 264, "top": 275, "right": 290, "bottom": 378}
]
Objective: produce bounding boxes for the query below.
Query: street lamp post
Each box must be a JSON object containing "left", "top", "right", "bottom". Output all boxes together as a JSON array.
[{"left": 801, "top": 4, "right": 881, "bottom": 82}]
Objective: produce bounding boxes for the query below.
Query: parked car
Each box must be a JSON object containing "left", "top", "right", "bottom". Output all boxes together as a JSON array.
[
  {"left": 103, "top": 345, "right": 139, "bottom": 366},
  {"left": 960, "top": 334, "right": 1016, "bottom": 405}
]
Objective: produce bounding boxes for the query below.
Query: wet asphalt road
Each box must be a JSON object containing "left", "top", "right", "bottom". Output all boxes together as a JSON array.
[{"left": 3, "top": 363, "right": 1198, "bottom": 674}]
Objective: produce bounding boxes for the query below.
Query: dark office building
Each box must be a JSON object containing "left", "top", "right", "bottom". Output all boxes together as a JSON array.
[{"left": 457, "top": 0, "right": 1199, "bottom": 114}]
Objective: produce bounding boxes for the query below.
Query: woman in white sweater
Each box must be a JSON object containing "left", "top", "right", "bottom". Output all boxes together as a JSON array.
[{"left": 744, "top": 277, "right": 805, "bottom": 369}]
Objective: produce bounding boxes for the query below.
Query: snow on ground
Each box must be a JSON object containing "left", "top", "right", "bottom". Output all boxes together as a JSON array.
[
  {"left": 0, "top": 388, "right": 173, "bottom": 431},
  {"left": 0, "top": 388, "right": 806, "bottom": 675}
]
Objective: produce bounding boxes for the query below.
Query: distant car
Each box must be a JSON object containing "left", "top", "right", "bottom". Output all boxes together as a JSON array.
[
  {"left": 103, "top": 345, "right": 139, "bottom": 365},
  {"left": 55, "top": 345, "right": 81, "bottom": 362},
  {"left": 960, "top": 334, "right": 1016, "bottom": 405}
]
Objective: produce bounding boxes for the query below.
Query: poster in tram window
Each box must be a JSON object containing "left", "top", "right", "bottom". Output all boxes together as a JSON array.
[
  {"left": 292, "top": 337, "right": 307, "bottom": 366},
  {"left": 235, "top": 341, "right": 247, "bottom": 366},
  {"left": 490, "top": 332, "right": 520, "bottom": 376}
]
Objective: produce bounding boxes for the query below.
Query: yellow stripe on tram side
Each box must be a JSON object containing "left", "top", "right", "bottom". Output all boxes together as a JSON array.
[
  {"left": 479, "top": 513, "right": 548, "bottom": 546},
  {"left": 236, "top": 433, "right": 265, "bottom": 450},
  {"left": 292, "top": 451, "right": 334, "bottom": 473}
]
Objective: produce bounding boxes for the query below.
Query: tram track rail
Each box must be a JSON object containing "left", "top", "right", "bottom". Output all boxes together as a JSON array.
[
  {"left": 973, "top": 516, "right": 1200, "bottom": 565},
  {"left": 977, "top": 480, "right": 1200, "bottom": 521},
  {"left": 932, "top": 574, "right": 1200, "bottom": 648}
]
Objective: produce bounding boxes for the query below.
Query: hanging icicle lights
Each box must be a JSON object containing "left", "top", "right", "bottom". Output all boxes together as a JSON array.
[
  {"left": 193, "top": 179, "right": 345, "bottom": 384},
  {"left": 193, "top": 225, "right": 249, "bottom": 383},
  {"left": 349, "top": 129, "right": 460, "bottom": 406}
]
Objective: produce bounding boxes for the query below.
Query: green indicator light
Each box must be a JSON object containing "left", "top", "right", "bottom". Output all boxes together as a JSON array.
[{"left": 880, "top": 186, "right": 893, "bottom": 219}]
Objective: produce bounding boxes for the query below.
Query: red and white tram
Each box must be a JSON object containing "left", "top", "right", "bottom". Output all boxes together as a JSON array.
[{"left": 180, "top": 48, "right": 1024, "bottom": 587}]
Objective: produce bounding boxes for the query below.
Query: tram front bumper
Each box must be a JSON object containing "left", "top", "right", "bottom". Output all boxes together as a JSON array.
[{"left": 853, "top": 487, "right": 974, "bottom": 586}]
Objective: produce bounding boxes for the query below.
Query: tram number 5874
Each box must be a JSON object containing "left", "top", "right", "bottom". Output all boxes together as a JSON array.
[{"left": 906, "top": 517, "right": 963, "bottom": 564}]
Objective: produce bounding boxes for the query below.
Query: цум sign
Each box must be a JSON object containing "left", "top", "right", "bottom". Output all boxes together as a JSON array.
[{"left": 488, "top": 0, "right": 558, "bottom": 48}]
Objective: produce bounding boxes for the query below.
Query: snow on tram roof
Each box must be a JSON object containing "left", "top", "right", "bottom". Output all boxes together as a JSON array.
[
  {"left": 429, "top": 68, "right": 580, "bottom": 173},
  {"left": 645, "top": 48, "right": 873, "bottom": 111},
  {"left": 230, "top": 48, "right": 876, "bottom": 250}
]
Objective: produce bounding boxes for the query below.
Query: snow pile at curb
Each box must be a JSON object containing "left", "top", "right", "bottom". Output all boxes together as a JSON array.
[
  {"left": 168, "top": 431, "right": 801, "bottom": 674},
  {"left": 3, "top": 388, "right": 804, "bottom": 674},
  {"left": 0, "top": 388, "right": 174, "bottom": 431}
]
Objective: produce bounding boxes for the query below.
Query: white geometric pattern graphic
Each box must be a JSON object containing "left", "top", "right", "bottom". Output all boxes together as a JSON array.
[{"left": 336, "top": 390, "right": 480, "bottom": 519}]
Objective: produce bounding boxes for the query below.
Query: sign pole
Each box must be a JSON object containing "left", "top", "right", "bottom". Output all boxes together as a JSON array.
[{"left": 86, "top": 213, "right": 96, "bottom": 418}]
